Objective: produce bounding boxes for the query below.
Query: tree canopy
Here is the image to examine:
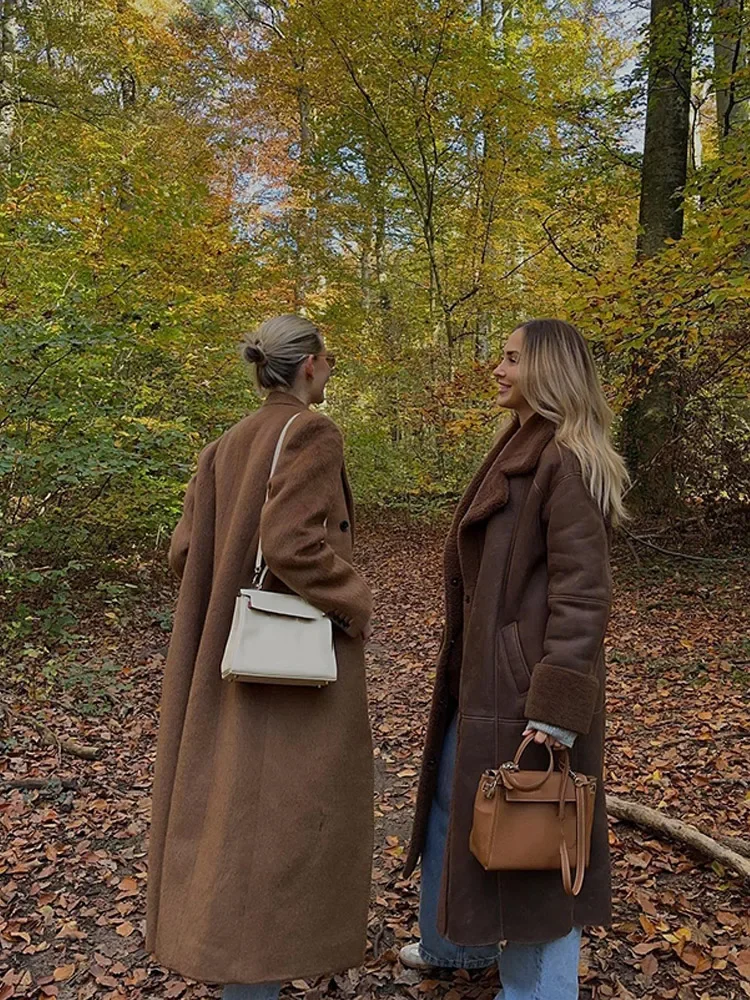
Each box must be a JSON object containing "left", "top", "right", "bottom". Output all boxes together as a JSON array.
[{"left": 0, "top": 0, "right": 747, "bottom": 591}]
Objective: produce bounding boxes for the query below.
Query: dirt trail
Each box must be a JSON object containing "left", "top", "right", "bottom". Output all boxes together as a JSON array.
[{"left": 1, "top": 514, "right": 748, "bottom": 999}]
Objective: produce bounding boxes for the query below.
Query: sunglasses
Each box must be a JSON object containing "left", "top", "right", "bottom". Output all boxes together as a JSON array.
[{"left": 321, "top": 352, "right": 336, "bottom": 370}]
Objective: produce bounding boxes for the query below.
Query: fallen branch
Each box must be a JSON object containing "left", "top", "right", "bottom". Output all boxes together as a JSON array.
[
  {"left": 620, "top": 528, "right": 742, "bottom": 564},
  {"left": 27, "top": 717, "right": 99, "bottom": 760},
  {"left": 0, "top": 700, "right": 98, "bottom": 760},
  {"left": 1, "top": 777, "right": 79, "bottom": 791},
  {"left": 606, "top": 795, "right": 750, "bottom": 880},
  {"left": 720, "top": 836, "right": 750, "bottom": 859},
  {"left": 369, "top": 919, "right": 386, "bottom": 960}
]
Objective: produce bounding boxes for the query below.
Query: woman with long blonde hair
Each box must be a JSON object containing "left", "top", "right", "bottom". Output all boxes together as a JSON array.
[{"left": 401, "top": 319, "right": 628, "bottom": 999}]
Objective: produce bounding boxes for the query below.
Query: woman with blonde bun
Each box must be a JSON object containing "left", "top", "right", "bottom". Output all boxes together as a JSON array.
[{"left": 147, "top": 315, "right": 374, "bottom": 1000}]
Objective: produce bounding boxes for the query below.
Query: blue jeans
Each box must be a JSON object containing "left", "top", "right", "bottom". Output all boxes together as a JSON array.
[
  {"left": 222, "top": 984, "right": 280, "bottom": 1000},
  {"left": 419, "top": 713, "right": 582, "bottom": 1000}
]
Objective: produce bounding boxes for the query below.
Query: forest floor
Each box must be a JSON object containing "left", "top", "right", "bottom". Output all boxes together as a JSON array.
[{"left": 1, "top": 512, "right": 749, "bottom": 1000}]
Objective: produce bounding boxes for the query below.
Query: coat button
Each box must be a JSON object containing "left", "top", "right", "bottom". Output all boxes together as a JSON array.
[
  {"left": 464, "top": 593, "right": 471, "bottom": 604},
  {"left": 339, "top": 520, "right": 350, "bottom": 531},
  {"left": 451, "top": 577, "right": 460, "bottom": 586},
  {"left": 426, "top": 756, "right": 437, "bottom": 770}
]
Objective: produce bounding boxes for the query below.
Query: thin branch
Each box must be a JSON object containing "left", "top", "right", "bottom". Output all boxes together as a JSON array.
[
  {"left": 227, "top": 0, "right": 286, "bottom": 40},
  {"left": 620, "top": 526, "right": 744, "bottom": 563},
  {"left": 622, "top": 339, "right": 750, "bottom": 497},
  {"left": 97, "top": 267, "right": 148, "bottom": 303},
  {"left": 0, "top": 346, "right": 78, "bottom": 431},
  {"left": 497, "top": 238, "right": 553, "bottom": 281},
  {"left": 448, "top": 240, "right": 556, "bottom": 339},
  {"left": 541, "top": 213, "right": 594, "bottom": 276},
  {"left": 2, "top": 94, "right": 118, "bottom": 132},
  {"left": 446, "top": 283, "right": 480, "bottom": 315},
  {"left": 313, "top": 14, "right": 425, "bottom": 217}
]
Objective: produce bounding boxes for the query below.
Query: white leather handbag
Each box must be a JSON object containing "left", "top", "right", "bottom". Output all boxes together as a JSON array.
[{"left": 220, "top": 413, "right": 338, "bottom": 686}]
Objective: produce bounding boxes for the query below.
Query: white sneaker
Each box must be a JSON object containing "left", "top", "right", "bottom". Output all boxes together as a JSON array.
[{"left": 399, "top": 942, "right": 434, "bottom": 970}]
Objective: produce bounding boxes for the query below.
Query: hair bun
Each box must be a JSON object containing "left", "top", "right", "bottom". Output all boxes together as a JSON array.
[{"left": 244, "top": 341, "right": 267, "bottom": 366}]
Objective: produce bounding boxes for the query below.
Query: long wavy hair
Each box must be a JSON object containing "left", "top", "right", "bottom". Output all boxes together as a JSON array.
[{"left": 518, "top": 318, "right": 629, "bottom": 524}]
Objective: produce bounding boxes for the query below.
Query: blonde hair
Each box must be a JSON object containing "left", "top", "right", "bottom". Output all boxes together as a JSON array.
[
  {"left": 243, "top": 314, "right": 323, "bottom": 392},
  {"left": 518, "top": 318, "right": 629, "bottom": 524}
]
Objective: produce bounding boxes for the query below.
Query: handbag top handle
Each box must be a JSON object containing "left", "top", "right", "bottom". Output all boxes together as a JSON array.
[
  {"left": 252, "top": 412, "right": 302, "bottom": 589},
  {"left": 501, "top": 733, "right": 571, "bottom": 792}
]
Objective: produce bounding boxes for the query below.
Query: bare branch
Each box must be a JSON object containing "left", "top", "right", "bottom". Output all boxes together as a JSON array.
[
  {"left": 541, "top": 213, "right": 594, "bottom": 276},
  {"left": 497, "top": 238, "right": 553, "bottom": 281},
  {"left": 227, "top": 0, "right": 286, "bottom": 40},
  {"left": 312, "top": 11, "right": 426, "bottom": 217}
]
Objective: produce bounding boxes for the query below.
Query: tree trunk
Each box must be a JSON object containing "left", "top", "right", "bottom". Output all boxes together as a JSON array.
[
  {"left": 292, "top": 54, "right": 313, "bottom": 310},
  {"left": 713, "top": 0, "right": 748, "bottom": 142},
  {"left": 624, "top": 0, "right": 693, "bottom": 512},
  {"left": 374, "top": 195, "right": 391, "bottom": 316},
  {"left": 296, "top": 74, "right": 312, "bottom": 158},
  {"left": 637, "top": 0, "right": 692, "bottom": 257},
  {"left": 116, "top": 1, "right": 136, "bottom": 211},
  {"left": 474, "top": 0, "right": 497, "bottom": 362},
  {"left": 0, "top": 0, "right": 18, "bottom": 179}
]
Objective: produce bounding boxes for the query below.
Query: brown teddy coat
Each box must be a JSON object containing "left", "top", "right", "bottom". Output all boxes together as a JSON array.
[
  {"left": 404, "top": 413, "right": 612, "bottom": 944},
  {"left": 146, "top": 392, "right": 374, "bottom": 985}
]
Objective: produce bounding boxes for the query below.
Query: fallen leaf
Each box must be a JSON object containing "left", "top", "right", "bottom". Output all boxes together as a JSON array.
[
  {"left": 633, "top": 941, "right": 662, "bottom": 955},
  {"left": 680, "top": 944, "right": 711, "bottom": 974},
  {"left": 735, "top": 950, "right": 750, "bottom": 981},
  {"left": 634, "top": 889, "right": 658, "bottom": 916},
  {"left": 56, "top": 920, "right": 86, "bottom": 940},
  {"left": 640, "top": 953, "right": 658, "bottom": 977}
]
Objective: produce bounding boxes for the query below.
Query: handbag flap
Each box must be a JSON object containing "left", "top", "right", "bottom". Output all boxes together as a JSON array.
[
  {"left": 501, "top": 770, "right": 577, "bottom": 803},
  {"left": 241, "top": 589, "right": 325, "bottom": 621}
]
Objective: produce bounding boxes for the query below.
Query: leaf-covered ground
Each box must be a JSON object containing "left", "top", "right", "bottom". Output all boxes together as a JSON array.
[{"left": 1, "top": 513, "right": 749, "bottom": 1000}]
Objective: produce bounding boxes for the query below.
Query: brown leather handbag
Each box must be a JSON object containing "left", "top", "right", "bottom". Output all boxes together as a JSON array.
[{"left": 469, "top": 734, "right": 597, "bottom": 895}]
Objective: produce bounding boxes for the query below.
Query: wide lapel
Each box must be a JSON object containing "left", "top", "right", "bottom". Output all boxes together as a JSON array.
[
  {"left": 460, "top": 413, "right": 555, "bottom": 533},
  {"left": 443, "top": 419, "right": 519, "bottom": 565}
]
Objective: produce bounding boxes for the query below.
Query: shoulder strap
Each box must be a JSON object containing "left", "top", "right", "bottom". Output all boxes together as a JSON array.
[{"left": 252, "top": 412, "right": 301, "bottom": 588}]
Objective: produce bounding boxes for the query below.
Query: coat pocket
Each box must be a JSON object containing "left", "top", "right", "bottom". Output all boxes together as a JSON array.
[{"left": 498, "top": 621, "right": 532, "bottom": 693}]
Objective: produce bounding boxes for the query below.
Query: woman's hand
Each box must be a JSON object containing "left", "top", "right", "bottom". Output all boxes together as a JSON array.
[{"left": 522, "top": 725, "right": 565, "bottom": 751}]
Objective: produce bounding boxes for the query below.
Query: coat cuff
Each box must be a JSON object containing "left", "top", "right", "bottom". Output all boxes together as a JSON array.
[
  {"left": 524, "top": 663, "right": 599, "bottom": 735},
  {"left": 526, "top": 720, "right": 577, "bottom": 748},
  {"left": 328, "top": 609, "right": 367, "bottom": 639}
]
